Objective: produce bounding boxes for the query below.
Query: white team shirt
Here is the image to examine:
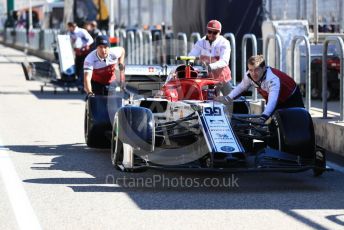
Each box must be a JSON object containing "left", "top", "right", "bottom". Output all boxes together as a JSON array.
[
  {"left": 229, "top": 68, "right": 281, "bottom": 117},
  {"left": 68, "top": 26, "right": 94, "bottom": 48},
  {"left": 188, "top": 35, "right": 231, "bottom": 70},
  {"left": 84, "top": 47, "right": 123, "bottom": 84}
]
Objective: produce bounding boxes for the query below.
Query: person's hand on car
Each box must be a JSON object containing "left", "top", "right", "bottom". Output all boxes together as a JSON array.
[
  {"left": 250, "top": 115, "right": 268, "bottom": 125},
  {"left": 85, "top": 92, "right": 95, "bottom": 100},
  {"left": 214, "top": 95, "right": 233, "bottom": 105},
  {"left": 201, "top": 61, "right": 212, "bottom": 73}
]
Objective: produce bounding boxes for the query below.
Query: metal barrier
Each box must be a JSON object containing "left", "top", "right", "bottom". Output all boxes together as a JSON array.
[
  {"left": 4, "top": 28, "right": 58, "bottom": 52},
  {"left": 166, "top": 32, "right": 174, "bottom": 64},
  {"left": 143, "top": 31, "right": 153, "bottom": 64},
  {"left": 135, "top": 30, "right": 143, "bottom": 64},
  {"left": 28, "top": 29, "right": 41, "bottom": 50},
  {"left": 127, "top": 31, "right": 135, "bottom": 64},
  {"left": 39, "top": 30, "right": 45, "bottom": 50},
  {"left": 4, "top": 28, "right": 13, "bottom": 44},
  {"left": 177, "top": 32, "right": 187, "bottom": 57},
  {"left": 153, "top": 31, "right": 162, "bottom": 65},
  {"left": 118, "top": 29, "right": 126, "bottom": 48},
  {"left": 322, "top": 36, "right": 344, "bottom": 121},
  {"left": 291, "top": 35, "right": 311, "bottom": 111},
  {"left": 264, "top": 34, "right": 282, "bottom": 69},
  {"left": 43, "top": 29, "right": 58, "bottom": 52},
  {"left": 189, "top": 32, "right": 201, "bottom": 52},
  {"left": 224, "top": 33, "right": 236, "bottom": 86},
  {"left": 14, "top": 29, "right": 27, "bottom": 47},
  {"left": 114, "top": 30, "right": 119, "bottom": 45},
  {"left": 242, "top": 34, "right": 258, "bottom": 100}
]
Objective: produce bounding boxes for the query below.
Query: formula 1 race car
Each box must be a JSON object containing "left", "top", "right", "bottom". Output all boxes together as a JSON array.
[{"left": 84, "top": 56, "right": 327, "bottom": 176}]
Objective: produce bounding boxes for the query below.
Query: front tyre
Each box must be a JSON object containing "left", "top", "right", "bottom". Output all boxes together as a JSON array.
[
  {"left": 268, "top": 108, "right": 315, "bottom": 159},
  {"left": 111, "top": 106, "right": 154, "bottom": 172}
]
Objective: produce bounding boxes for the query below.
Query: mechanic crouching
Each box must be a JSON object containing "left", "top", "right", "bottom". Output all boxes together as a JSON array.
[
  {"left": 83, "top": 35, "right": 125, "bottom": 96},
  {"left": 188, "top": 19, "right": 232, "bottom": 95},
  {"left": 215, "top": 55, "right": 305, "bottom": 124}
]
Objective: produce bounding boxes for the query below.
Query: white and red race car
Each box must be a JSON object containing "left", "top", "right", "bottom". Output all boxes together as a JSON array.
[{"left": 85, "top": 56, "right": 327, "bottom": 176}]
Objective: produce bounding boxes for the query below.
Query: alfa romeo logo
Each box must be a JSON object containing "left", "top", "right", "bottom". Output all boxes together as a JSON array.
[{"left": 220, "top": 146, "right": 235, "bottom": 152}]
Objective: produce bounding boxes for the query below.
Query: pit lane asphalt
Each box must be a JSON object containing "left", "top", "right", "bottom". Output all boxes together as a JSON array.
[{"left": 0, "top": 45, "right": 344, "bottom": 230}]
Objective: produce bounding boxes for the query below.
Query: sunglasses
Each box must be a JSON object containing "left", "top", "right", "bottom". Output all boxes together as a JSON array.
[{"left": 207, "top": 30, "right": 219, "bottom": 35}]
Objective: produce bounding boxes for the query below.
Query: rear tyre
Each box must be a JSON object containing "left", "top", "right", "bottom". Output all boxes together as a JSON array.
[
  {"left": 84, "top": 103, "right": 108, "bottom": 148},
  {"left": 84, "top": 96, "right": 112, "bottom": 148}
]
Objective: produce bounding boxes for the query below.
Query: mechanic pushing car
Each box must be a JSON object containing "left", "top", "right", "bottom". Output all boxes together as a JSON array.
[
  {"left": 83, "top": 35, "right": 125, "bottom": 96},
  {"left": 188, "top": 19, "right": 232, "bottom": 95},
  {"left": 215, "top": 55, "right": 305, "bottom": 124},
  {"left": 67, "top": 22, "right": 94, "bottom": 87}
]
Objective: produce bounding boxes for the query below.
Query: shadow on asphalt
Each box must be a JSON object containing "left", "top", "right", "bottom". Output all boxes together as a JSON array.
[
  {"left": 4, "top": 143, "right": 344, "bottom": 212},
  {"left": 29, "top": 90, "right": 85, "bottom": 100},
  {"left": 0, "top": 91, "right": 32, "bottom": 95}
]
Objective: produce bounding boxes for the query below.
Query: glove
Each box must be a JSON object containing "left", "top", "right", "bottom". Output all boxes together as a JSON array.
[
  {"left": 202, "top": 62, "right": 212, "bottom": 73},
  {"left": 250, "top": 115, "right": 268, "bottom": 125},
  {"left": 85, "top": 92, "right": 95, "bottom": 100},
  {"left": 214, "top": 95, "right": 233, "bottom": 106},
  {"left": 118, "top": 63, "right": 125, "bottom": 71}
]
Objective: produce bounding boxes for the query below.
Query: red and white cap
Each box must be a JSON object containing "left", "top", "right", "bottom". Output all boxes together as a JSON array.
[{"left": 207, "top": 20, "right": 222, "bottom": 32}]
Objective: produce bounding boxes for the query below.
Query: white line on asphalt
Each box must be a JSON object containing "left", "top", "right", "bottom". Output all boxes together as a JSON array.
[{"left": 0, "top": 142, "right": 42, "bottom": 230}]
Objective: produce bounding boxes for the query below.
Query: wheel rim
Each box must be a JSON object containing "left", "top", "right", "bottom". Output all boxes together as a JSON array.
[
  {"left": 111, "top": 118, "right": 123, "bottom": 167},
  {"left": 111, "top": 136, "right": 118, "bottom": 165},
  {"left": 84, "top": 106, "right": 90, "bottom": 143}
]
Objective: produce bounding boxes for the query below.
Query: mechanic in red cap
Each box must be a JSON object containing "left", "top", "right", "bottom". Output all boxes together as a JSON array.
[
  {"left": 83, "top": 35, "right": 125, "bottom": 96},
  {"left": 215, "top": 55, "right": 304, "bottom": 124},
  {"left": 189, "top": 19, "right": 232, "bottom": 95}
]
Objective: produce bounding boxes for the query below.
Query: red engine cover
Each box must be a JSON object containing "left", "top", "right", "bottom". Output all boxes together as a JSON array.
[{"left": 162, "top": 78, "right": 221, "bottom": 101}]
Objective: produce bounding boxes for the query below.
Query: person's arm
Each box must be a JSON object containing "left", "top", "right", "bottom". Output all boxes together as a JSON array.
[
  {"left": 262, "top": 76, "right": 281, "bottom": 117},
  {"left": 78, "top": 29, "right": 93, "bottom": 49},
  {"left": 118, "top": 47, "right": 125, "bottom": 65},
  {"left": 188, "top": 40, "right": 202, "bottom": 57},
  {"left": 84, "top": 71, "right": 93, "bottom": 94},
  {"left": 118, "top": 47, "right": 125, "bottom": 83},
  {"left": 209, "top": 39, "right": 231, "bottom": 70},
  {"left": 67, "top": 31, "right": 75, "bottom": 46},
  {"left": 83, "top": 55, "right": 94, "bottom": 94},
  {"left": 227, "top": 72, "right": 251, "bottom": 99},
  {"left": 84, "top": 30, "right": 94, "bottom": 47}
]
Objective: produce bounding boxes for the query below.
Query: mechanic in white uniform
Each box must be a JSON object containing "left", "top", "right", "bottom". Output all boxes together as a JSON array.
[
  {"left": 215, "top": 55, "right": 304, "bottom": 123},
  {"left": 83, "top": 35, "right": 125, "bottom": 96},
  {"left": 67, "top": 22, "right": 94, "bottom": 86},
  {"left": 188, "top": 20, "right": 232, "bottom": 95}
]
